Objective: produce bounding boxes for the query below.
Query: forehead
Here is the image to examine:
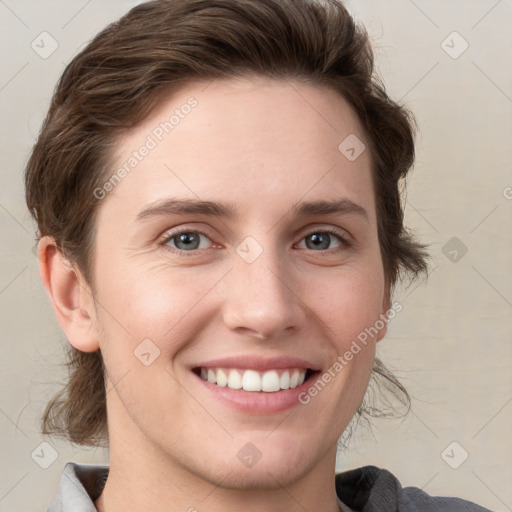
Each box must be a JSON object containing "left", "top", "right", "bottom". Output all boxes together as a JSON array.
[{"left": 98, "top": 76, "right": 375, "bottom": 223}]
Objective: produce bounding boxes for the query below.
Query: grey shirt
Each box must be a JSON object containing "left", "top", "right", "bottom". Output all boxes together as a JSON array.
[{"left": 46, "top": 462, "right": 493, "bottom": 511}]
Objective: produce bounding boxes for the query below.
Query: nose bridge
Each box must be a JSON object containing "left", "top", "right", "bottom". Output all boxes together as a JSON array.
[{"left": 221, "top": 233, "right": 304, "bottom": 338}]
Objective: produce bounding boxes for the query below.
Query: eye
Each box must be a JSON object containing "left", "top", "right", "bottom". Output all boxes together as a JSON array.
[
  {"left": 297, "top": 228, "right": 350, "bottom": 252},
  {"left": 160, "top": 229, "right": 214, "bottom": 254}
]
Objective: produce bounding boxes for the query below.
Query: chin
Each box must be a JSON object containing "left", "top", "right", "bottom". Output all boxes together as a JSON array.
[
  {"left": 191, "top": 438, "right": 321, "bottom": 491},
  {"left": 208, "top": 458, "right": 313, "bottom": 491}
]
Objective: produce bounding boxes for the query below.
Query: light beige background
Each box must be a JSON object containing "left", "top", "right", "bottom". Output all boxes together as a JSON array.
[{"left": 1, "top": 0, "right": 511, "bottom": 510}]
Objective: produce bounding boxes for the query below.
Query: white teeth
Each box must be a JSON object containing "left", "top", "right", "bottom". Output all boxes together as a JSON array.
[
  {"left": 290, "top": 369, "right": 300, "bottom": 388},
  {"left": 216, "top": 368, "right": 228, "bottom": 387},
  {"left": 261, "top": 370, "right": 280, "bottom": 392},
  {"left": 280, "top": 371, "right": 290, "bottom": 389},
  {"left": 243, "top": 370, "right": 261, "bottom": 391},
  {"left": 228, "top": 369, "right": 243, "bottom": 389},
  {"left": 198, "top": 367, "right": 309, "bottom": 392},
  {"left": 207, "top": 369, "right": 217, "bottom": 384}
]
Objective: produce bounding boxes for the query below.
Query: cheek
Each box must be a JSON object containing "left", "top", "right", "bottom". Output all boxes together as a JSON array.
[
  {"left": 303, "top": 262, "right": 386, "bottom": 344},
  {"left": 95, "top": 260, "right": 226, "bottom": 347}
]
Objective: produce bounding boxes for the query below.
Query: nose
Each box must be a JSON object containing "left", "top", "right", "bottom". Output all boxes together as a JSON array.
[{"left": 220, "top": 241, "right": 306, "bottom": 340}]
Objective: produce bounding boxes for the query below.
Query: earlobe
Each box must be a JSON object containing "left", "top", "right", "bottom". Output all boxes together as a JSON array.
[{"left": 38, "top": 236, "right": 100, "bottom": 353}]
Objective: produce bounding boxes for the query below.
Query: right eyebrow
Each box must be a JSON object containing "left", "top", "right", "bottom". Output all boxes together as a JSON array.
[{"left": 135, "top": 198, "right": 239, "bottom": 222}]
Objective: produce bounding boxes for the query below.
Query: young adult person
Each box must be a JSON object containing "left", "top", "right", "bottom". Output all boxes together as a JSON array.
[{"left": 25, "top": 0, "right": 493, "bottom": 510}]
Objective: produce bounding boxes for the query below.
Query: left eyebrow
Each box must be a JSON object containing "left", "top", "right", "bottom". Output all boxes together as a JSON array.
[
  {"left": 291, "top": 198, "right": 369, "bottom": 222},
  {"left": 134, "top": 197, "right": 369, "bottom": 223}
]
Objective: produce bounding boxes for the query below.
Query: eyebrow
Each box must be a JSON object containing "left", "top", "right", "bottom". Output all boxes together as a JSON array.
[{"left": 135, "top": 197, "right": 369, "bottom": 222}]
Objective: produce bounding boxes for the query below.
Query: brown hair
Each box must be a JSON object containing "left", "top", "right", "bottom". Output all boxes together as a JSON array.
[{"left": 25, "top": 0, "right": 428, "bottom": 447}]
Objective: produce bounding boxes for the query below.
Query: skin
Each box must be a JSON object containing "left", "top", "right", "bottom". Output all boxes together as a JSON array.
[{"left": 39, "top": 76, "right": 390, "bottom": 512}]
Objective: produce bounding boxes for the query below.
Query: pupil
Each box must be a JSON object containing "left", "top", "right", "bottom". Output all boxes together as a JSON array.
[
  {"left": 177, "top": 233, "right": 198, "bottom": 250},
  {"left": 308, "top": 233, "right": 329, "bottom": 250}
]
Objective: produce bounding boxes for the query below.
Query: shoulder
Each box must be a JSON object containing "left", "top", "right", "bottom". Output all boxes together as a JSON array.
[
  {"left": 46, "top": 461, "right": 109, "bottom": 512},
  {"left": 335, "top": 465, "right": 494, "bottom": 512}
]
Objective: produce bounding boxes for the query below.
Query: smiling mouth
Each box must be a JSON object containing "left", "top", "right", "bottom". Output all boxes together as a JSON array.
[{"left": 192, "top": 367, "right": 318, "bottom": 392}]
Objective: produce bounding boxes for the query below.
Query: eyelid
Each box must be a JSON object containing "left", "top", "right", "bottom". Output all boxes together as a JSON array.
[
  {"left": 158, "top": 224, "right": 211, "bottom": 241},
  {"left": 300, "top": 224, "right": 353, "bottom": 243}
]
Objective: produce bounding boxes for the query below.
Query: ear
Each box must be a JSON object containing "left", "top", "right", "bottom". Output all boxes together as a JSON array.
[
  {"left": 376, "top": 281, "right": 392, "bottom": 343},
  {"left": 37, "top": 236, "right": 99, "bottom": 352}
]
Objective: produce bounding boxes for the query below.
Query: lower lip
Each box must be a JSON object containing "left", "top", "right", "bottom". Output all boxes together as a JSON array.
[{"left": 192, "top": 371, "right": 320, "bottom": 414}]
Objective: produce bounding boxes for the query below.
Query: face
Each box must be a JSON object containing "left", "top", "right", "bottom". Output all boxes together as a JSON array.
[{"left": 84, "top": 76, "right": 389, "bottom": 488}]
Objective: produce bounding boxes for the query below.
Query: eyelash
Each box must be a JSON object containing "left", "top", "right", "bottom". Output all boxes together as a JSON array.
[{"left": 158, "top": 226, "right": 352, "bottom": 257}]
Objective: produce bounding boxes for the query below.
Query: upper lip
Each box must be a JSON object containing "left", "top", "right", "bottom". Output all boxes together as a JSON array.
[{"left": 192, "top": 355, "right": 321, "bottom": 372}]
